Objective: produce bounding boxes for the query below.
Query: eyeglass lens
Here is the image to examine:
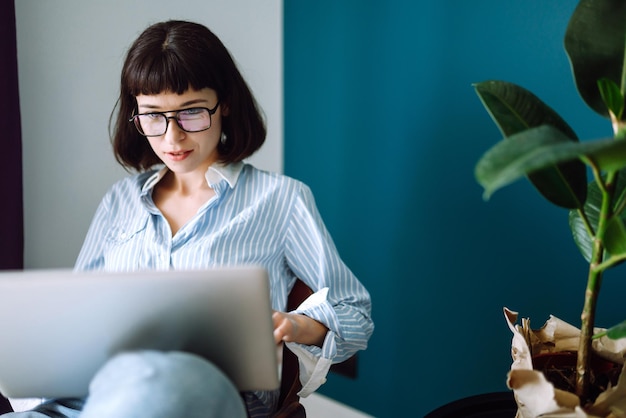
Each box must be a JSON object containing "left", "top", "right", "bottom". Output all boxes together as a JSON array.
[{"left": 135, "top": 108, "right": 212, "bottom": 136}]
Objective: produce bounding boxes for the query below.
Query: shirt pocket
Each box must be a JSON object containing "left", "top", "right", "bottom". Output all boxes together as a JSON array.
[
  {"left": 106, "top": 214, "right": 149, "bottom": 244},
  {"left": 103, "top": 214, "right": 150, "bottom": 270}
]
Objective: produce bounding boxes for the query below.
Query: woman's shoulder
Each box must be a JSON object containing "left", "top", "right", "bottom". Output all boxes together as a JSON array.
[
  {"left": 237, "top": 165, "right": 319, "bottom": 214},
  {"left": 241, "top": 163, "right": 309, "bottom": 191}
]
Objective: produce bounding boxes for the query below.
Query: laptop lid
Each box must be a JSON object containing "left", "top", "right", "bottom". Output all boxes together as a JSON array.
[{"left": 0, "top": 267, "right": 279, "bottom": 398}]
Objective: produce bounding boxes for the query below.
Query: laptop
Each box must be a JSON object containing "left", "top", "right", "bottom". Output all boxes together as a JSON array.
[{"left": 0, "top": 267, "right": 279, "bottom": 399}]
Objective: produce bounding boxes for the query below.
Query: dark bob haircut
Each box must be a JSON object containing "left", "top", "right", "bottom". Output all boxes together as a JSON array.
[{"left": 111, "top": 20, "right": 266, "bottom": 171}]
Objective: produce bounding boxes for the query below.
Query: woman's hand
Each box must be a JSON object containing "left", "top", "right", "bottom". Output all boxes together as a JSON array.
[{"left": 272, "top": 311, "right": 328, "bottom": 348}]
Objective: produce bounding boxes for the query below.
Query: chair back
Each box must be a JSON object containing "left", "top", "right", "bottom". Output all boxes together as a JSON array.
[{"left": 271, "top": 279, "right": 313, "bottom": 418}]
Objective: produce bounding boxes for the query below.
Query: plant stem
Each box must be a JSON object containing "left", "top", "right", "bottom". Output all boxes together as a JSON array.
[
  {"left": 576, "top": 170, "right": 617, "bottom": 399},
  {"left": 594, "top": 253, "right": 626, "bottom": 271},
  {"left": 576, "top": 262, "right": 603, "bottom": 399}
]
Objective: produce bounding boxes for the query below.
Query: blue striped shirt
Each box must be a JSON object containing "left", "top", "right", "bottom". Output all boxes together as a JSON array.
[{"left": 75, "top": 162, "right": 374, "bottom": 415}]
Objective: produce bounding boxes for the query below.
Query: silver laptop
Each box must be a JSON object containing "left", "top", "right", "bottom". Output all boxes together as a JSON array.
[{"left": 0, "top": 267, "right": 279, "bottom": 399}]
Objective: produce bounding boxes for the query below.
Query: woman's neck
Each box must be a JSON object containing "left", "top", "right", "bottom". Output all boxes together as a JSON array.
[{"left": 153, "top": 169, "right": 216, "bottom": 235}]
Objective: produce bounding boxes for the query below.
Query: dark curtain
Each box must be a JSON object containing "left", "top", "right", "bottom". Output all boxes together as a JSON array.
[
  {"left": 0, "top": 0, "right": 22, "bottom": 412},
  {"left": 0, "top": 0, "right": 24, "bottom": 271}
]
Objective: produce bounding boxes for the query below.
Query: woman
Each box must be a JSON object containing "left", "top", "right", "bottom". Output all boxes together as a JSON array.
[{"left": 6, "top": 20, "right": 373, "bottom": 418}]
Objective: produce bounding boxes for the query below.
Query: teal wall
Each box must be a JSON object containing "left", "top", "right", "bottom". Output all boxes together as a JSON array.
[{"left": 284, "top": 1, "right": 624, "bottom": 416}]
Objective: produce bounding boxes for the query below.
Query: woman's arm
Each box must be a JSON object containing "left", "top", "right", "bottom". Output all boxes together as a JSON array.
[
  {"left": 284, "top": 183, "right": 374, "bottom": 361},
  {"left": 272, "top": 311, "right": 328, "bottom": 347}
]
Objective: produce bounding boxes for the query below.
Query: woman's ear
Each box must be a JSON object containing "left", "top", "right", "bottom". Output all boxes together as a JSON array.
[{"left": 220, "top": 102, "right": 230, "bottom": 116}]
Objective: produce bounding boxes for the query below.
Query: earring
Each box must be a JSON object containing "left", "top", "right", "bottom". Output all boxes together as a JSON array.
[{"left": 220, "top": 132, "right": 227, "bottom": 144}]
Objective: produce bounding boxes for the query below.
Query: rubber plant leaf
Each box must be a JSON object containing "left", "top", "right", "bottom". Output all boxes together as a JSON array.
[
  {"left": 598, "top": 78, "right": 624, "bottom": 120},
  {"left": 565, "top": 0, "right": 626, "bottom": 119},
  {"left": 475, "top": 126, "right": 626, "bottom": 201},
  {"left": 606, "top": 320, "right": 626, "bottom": 340},
  {"left": 604, "top": 216, "right": 626, "bottom": 257},
  {"left": 570, "top": 168, "right": 626, "bottom": 262},
  {"left": 474, "top": 80, "right": 587, "bottom": 208}
]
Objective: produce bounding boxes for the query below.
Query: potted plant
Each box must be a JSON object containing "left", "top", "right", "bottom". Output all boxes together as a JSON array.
[{"left": 474, "top": 0, "right": 626, "bottom": 416}]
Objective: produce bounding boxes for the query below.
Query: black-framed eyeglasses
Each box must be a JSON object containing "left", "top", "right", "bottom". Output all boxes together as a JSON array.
[{"left": 129, "top": 101, "right": 220, "bottom": 137}]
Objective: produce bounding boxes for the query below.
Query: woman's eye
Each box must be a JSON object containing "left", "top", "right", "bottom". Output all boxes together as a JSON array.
[{"left": 180, "top": 108, "right": 203, "bottom": 116}]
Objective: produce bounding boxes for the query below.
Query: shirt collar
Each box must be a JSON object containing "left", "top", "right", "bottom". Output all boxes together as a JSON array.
[
  {"left": 205, "top": 161, "right": 244, "bottom": 189},
  {"left": 141, "top": 162, "right": 244, "bottom": 194},
  {"left": 141, "top": 166, "right": 168, "bottom": 194}
]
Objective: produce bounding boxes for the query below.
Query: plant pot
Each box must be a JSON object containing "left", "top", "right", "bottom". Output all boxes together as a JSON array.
[
  {"left": 505, "top": 309, "right": 626, "bottom": 417},
  {"left": 533, "top": 351, "right": 622, "bottom": 405},
  {"left": 424, "top": 392, "right": 517, "bottom": 418}
]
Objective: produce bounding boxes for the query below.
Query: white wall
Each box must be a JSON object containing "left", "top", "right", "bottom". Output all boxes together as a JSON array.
[{"left": 15, "top": 0, "right": 283, "bottom": 268}]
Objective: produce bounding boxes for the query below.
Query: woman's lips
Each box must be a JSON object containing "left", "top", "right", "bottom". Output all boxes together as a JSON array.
[{"left": 166, "top": 150, "right": 192, "bottom": 161}]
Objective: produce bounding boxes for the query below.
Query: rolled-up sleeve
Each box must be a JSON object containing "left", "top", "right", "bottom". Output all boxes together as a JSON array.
[{"left": 284, "top": 184, "right": 374, "bottom": 395}]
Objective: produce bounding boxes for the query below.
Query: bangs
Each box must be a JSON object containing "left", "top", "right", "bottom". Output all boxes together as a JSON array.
[
  {"left": 121, "top": 21, "right": 226, "bottom": 99},
  {"left": 124, "top": 51, "right": 207, "bottom": 96}
]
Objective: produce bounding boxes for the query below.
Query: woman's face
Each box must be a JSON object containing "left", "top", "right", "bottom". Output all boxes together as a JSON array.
[{"left": 135, "top": 87, "right": 223, "bottom": 177}]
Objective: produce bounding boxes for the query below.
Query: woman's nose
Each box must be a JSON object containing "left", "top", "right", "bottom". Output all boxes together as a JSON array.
[{"left": 163, "top": 117, "right": 185, "bottom": 142}]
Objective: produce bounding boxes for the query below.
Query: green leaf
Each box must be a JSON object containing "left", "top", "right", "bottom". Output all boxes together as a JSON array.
[
  {"left": 606, "top": 320, "right": 626, "bottom": 340},
  {"left": 598, "top": 78, "right": 624, "bottom": 120},
  {"left": 474, "top": 80, "right": 587, "bottom": 208},
  {"left": 604, "top": 216, "right": 626, "bottom": 256},
  {"left": 588, "top": 137, "right": 626, "bottom": 172},
  {"left": 477, "top": 128, "right": 626, "bottom": 203},
  {"left": 565, "top": 0, "right": 626, "bottom": 119},
  {"left": 474, "top": 80, "right": 578, "bottom": 139},
  {"left": 569, "top": 208, "right": 595, "bottom": 263},
  {"left": 570, "top": 168, "right": 626, "bottom": 262}
]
